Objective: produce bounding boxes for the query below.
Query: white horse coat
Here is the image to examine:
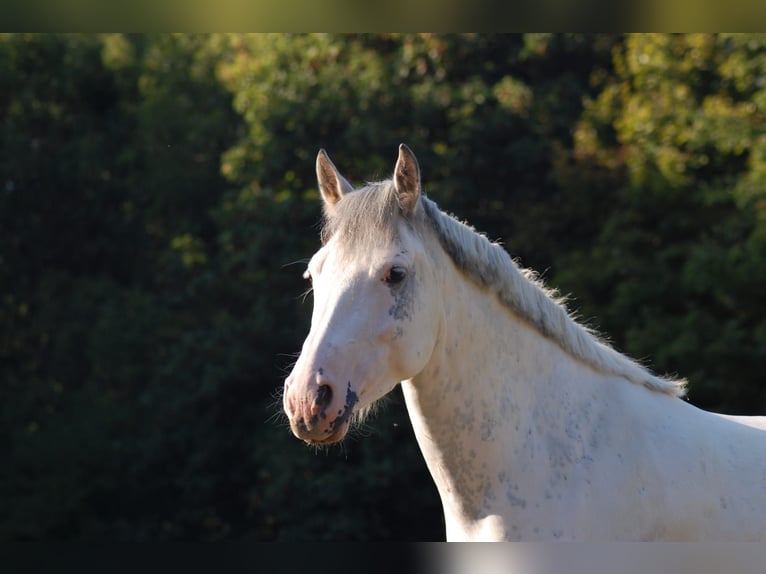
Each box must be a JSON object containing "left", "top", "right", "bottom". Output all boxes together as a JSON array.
[{"left": 283, "top": 145, "right": 766, "bottom": 541}]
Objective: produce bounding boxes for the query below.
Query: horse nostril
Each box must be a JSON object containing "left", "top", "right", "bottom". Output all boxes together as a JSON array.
[{"left": 316, "top": 384, "right": 333, "bottom": 410}]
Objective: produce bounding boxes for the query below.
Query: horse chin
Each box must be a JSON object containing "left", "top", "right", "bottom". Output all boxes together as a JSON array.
[{"left": 305, "top": 420, "right": 350, "bottom": 445}]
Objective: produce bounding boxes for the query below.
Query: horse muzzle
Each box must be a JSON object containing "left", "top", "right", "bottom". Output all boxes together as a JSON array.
[{"left": 283, "top": 374, "right": 358, "bottom": 444}]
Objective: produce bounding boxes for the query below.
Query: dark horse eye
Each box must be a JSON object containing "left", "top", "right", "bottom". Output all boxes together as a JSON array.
[{"left": 385, "top": 266, "right": 407, "bottom": 285}]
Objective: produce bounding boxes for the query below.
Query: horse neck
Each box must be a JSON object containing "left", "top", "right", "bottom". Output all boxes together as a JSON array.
[{"left": 401, "top": 243, "right": 604, "bottom": 533}]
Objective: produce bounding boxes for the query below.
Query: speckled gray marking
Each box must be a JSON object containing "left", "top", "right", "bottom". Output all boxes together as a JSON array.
[
  {"left": 480, "top": 415, "right": 498, "bottom": 442},
  {"left": 326, "top": 381, "right": 359, "bottom": 434},
  {"left": 483, "top": 482, "right": 497, "bottom": 504},
  {"left": 506, "top": 484, "right": 528, "bottom": 509},
  {"left": 388, "top": 269, "right": 416, "bottom": 321}
]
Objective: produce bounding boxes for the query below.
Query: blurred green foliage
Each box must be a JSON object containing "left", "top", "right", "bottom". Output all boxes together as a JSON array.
[{"left": 2, "top": 34, "right": 765, "bottom": 541}]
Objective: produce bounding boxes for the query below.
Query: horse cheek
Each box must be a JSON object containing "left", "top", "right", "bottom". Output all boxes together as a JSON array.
[{"left": 392, "top": 311, "right": 437, "bottom": 381}]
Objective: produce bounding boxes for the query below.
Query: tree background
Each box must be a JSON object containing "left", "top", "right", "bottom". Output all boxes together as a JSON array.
[{"left": 2, "top": 33, "right": 765, "bottom": 540}]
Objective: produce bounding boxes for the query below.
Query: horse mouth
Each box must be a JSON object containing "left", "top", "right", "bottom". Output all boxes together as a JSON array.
[{"left": 305, "top": 420, "right": 350, "bottom": 445}]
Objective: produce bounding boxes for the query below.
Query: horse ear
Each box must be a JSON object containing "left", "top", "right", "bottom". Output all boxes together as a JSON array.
[
  {"left": 394, "top": 143, "right": 421, "bottom": 215},
  {"left": 316, "top": 149, "right": 354, "bottom": 208}
]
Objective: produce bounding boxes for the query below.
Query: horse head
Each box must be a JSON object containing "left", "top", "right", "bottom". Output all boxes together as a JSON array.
[{"left": 283, "top": 145, "right": 441, "bottom": 444}]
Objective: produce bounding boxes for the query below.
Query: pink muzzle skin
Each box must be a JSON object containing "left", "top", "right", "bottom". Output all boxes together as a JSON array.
[{"left": 284, "top": 375, "right": 358, "bottom": 444}]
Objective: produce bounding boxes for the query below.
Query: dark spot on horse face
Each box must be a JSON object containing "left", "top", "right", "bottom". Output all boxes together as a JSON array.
[
  {"left": 345, "top": 382, "right": 358, "bottom": 407},
  {"left": 318, "top": 367, "right": 324, "bottom": 376},
  {"left": 388, "top": 268, "right": 416, "bottom": 321},
  {"left": 327, "top": 381, "right": 359, "bottom": 434}
]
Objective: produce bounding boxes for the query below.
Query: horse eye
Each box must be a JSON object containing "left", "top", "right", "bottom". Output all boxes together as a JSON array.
[{"left": 385, "top": 266, "right": 407, "bottom": 285}]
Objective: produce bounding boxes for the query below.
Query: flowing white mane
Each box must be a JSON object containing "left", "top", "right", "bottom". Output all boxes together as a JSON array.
[{"left": 420, "top": 196, "right": 687, "bottom": 398}]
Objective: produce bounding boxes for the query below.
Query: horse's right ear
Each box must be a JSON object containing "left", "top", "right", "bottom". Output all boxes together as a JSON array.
[{"left": 316, "top": 149, "right": 354, "bottom": 209}]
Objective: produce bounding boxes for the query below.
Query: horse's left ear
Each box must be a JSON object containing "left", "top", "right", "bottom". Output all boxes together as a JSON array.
[{"left": 394, "top": 143, "right": 421, "bottom": 216}]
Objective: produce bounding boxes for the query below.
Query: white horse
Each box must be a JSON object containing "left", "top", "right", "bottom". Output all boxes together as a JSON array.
[{"left": 283, "top": 144, "right": 766, "bottom": 541}]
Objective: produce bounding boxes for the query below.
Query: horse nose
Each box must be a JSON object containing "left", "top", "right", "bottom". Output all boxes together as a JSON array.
[
  {"left": 284, "top": 373, "right": 337, "bottom": 429},
  {"left": 283, "top": 375, "right": 298, "bottom": 418},
  {"left": 309, "top": 382, "right": 333, "bottom": 417}
]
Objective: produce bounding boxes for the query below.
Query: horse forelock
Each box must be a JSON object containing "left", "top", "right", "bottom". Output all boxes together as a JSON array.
[
  {"left": 419, "top": 197, "right": 688, "bottom": 398},
  {"left": 321, "top": 179, "right": 417, "bottom": 251}
]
